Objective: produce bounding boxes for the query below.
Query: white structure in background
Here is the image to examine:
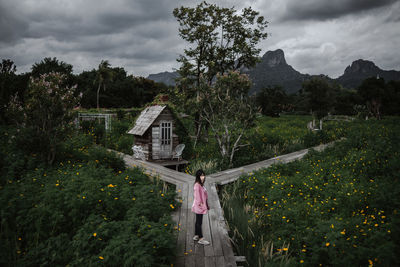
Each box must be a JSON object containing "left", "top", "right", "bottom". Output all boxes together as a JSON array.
[{"left": 76, "top": 113, "right": 113, "bottom": 132}]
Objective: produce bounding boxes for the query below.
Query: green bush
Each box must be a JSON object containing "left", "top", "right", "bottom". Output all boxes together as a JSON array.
[{"left": 0, "top": 126, "right": 179, "bottom": 267}]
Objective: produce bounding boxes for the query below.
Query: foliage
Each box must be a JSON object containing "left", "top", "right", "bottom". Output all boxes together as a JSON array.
[
  {"left": 256, "top": 85, "right": 288, "bottom": 117},
  {"left": 382, "top": 80, "right": 400, "bottom": 115},
  {"left": 94, "top": 60, "right": 114, "bottom": 110},
  {"left": 172, "top": 1, "right": 268, "bottom": 144},
  {"left": 77, "top": 68, "right": 161, "bottom": 109},
  {"left": 190, "top": 115, "right": 348, "bottom": 170},
  {"left": 301, "top": 77, "right": 337, "bottom": 121},
  {"left": 30, "top": 57, "right": 75, "bottom": 87},
  {"left": 0, "top": 126, "right": 179, "bottom": 267},
  {"left": 221, "top": 117, "right": 400, "bottom": 266},
  {"left": 7, "top": 72, "right": 81, "bottom": 165},
  {"left": 200, "top": 71, "right": 256, "bottom": 167},
  {"left": 357, "top": 77, "right": 386, "bottom": 119},
  {"left": 0, "top": 59, "right": 19, "bottom": 123}
]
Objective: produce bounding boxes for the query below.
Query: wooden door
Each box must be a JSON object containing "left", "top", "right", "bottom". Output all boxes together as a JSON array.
[{"left": 160, "top": 121, "right": 172, "bottom": 158}]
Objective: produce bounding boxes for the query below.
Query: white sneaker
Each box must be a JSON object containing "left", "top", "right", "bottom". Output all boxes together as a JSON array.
[
  {"left": 198, "top": 239, "right": 210, "bottom": 245},
  {"left": 193, "top": 235, "right": 199, "bottom": 241}
]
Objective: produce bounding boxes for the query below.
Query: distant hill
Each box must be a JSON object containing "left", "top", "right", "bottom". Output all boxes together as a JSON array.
[
  {"left": 147, "top": 71, "right": 178, "bottom": 87},
  {"left": 147, "top": 50, "right": 400, "bottom": 94},
  {"left": 336, "top": 59, "right": 400, "bottom": 89}
]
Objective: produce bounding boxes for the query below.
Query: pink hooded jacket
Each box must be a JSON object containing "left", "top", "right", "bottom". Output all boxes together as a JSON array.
[{"left": 191, "top": 182, "right": 209, "bottom": 214}]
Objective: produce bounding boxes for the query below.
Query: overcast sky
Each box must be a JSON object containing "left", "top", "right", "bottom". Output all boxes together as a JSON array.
[{"left": 1, "top": 0, "right": 399, "bottom": 78}]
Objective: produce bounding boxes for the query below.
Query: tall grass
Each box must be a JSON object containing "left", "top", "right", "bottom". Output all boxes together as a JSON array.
[{"left": 220, "top": 117, "right": 400, "bottom": 266}]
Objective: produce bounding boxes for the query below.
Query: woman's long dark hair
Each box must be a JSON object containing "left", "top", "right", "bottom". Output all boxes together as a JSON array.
[{"left": 195, "top": 169, "right": 205, "bottom": 186}]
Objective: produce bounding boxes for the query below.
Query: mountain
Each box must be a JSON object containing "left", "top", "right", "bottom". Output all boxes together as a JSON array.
[
  {"left": 243, "top": 49, "right": 311, "bottom": 94},
  {"left": 147, "top": 71, "right": 178, "bottom": 87},
  {"left": 336, "top": 59, "right": 400, "bottom": 89},
  {"left": 147, "top": 50, "right": 400, "bottom": 94}
]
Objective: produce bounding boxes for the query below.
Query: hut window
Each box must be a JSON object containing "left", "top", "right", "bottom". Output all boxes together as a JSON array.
[{"left": 161, "top": 122, "right": 171, "bottom": 145}]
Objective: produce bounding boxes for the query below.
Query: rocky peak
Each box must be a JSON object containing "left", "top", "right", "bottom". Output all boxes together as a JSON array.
[
  {"left": 262, "top": 49, "right": 287, "bottom": 67},
  {"left": 344, "top": 59, "right": 379, "bottom": 74}
]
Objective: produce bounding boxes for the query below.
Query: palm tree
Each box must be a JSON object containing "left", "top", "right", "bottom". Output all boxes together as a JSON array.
[{"left": 95, "top": 60, "right": 113, "bottom": 111}]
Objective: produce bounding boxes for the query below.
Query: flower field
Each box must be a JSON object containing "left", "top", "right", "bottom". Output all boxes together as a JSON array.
[
  {"left": 185, "top": 114, "right": 349, "bottom": 173},
  {"left": 221, "top": 117, "right": 400, "bottom": 266},
  {"left": 0, "top": 126, "right": 179, "bottom": 266}
]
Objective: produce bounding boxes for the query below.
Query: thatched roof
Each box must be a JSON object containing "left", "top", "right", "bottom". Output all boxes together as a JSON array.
[{"left": 127, "top": 105, "right": 166, "bottom": 136}]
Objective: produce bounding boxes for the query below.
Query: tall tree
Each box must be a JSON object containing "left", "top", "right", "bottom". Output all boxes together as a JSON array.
[
  {"left": 0, "top": 59, "right": 17, "bottom": 74},
  {"left": 7, "top": 73, "right": 81, "bottom": 164},
  {"left": 256, "top": 85, "right": 287, "bottom": 117},
  {"left": 173, "top": 1, "right": 268, "bottom": 146},
  {"left": 0, "top": 59, "right": 18, "bottom": 123},
  {"left": 31, "top": 57, "right": 73, "bottom": 78},
  {"left": 357, "top": 76, "right": 385, "bottom": 119},
  {"left": 302, "top": 77, "right": 336, "bottom": 130},
  {"left": 200, "top": 71, "right": 256, "bottom": 167},
  {"left": 94, "top": 60, "right": 113, "bottom": 111}
]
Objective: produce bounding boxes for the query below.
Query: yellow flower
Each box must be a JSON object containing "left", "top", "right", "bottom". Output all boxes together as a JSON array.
[
  {"left": 300, "top": 260, "right": 304, "bottom": 263},
  {"left": 252, "top": 243, "right": 256, "bottom": 247},
  {"left": 93, "top": 233, "right": 97, "bottom": 237},
  {"left": 283, "top": 247, "right": 288, "bottom": 251},
  {"left": 170, "top": 204, "right": 175, "bottom": 209},
  {"left": 325, "top": 242, "right": 330, "bottom": 247},
  {"left": 99, "top": 256, "right": 104, "bottom": 260}
]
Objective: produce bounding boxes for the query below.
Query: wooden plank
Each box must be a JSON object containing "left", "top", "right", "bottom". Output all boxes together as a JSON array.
[
  {"left": 185, "top": 254, "right": 195, "bottom": 267},
  {"left": 172, "top": 183, "right": 184, "bottom": 228},
  {"left": 206, "top": 182, "right": 224, "bottom": 257},
  {"left": 203, "top": 212, "right": 214, "bottom": 257},
  {"left": 185, "top": 181, "right": 197, "bottom": 258},
  {"left": 195, "top": 249, "right": 205, "bottom": 267},
  {"left": 176, "top": 183, "right": 189, "bottom": 257},
  {"left": 175, "top": 256, "right": 185, "bottom": 267},
  {"left": 215, "top": 256, "right": 225, "bottom": 267},
  {"left": 204, "top": 256, "right": 216, "bottom": 267}
]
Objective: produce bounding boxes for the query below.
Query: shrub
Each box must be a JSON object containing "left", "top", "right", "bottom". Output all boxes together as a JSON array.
[{"left": 0, "top": 162, "right": 178, "bottom": 266}]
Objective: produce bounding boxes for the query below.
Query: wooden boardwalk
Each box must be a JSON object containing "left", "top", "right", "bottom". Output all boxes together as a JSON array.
[{"left": 116, "top": 141, "right": 336, "bottom": 267}]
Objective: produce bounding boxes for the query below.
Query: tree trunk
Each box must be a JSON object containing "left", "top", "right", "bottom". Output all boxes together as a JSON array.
[
  {"left": 193, "top": 119, "right": 202, "bottom": 148},
  {"left": 96, "top": 83, "right": 101, "bottom": 111},
  {"left": 193, "top": 113, "right": 201, "bottom": 148},
  {"left": 319, "top": 119, "right": 323, "bottom": 130}
]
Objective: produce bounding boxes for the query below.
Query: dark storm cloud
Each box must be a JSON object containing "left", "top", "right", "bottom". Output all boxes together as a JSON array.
[
  {"left": 0, "top": 2, "right": 28, "bottom": 44},
  {"left": 0, "top": 0, "right": 399, "bottom": 78},
  {"left": 280, "top": 0, "right": 398, "bottom": 21}
]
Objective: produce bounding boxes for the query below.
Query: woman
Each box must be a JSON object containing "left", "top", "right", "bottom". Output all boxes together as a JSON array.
[{"left": 191, "top": 169, "right": 210, "bottom": 245}]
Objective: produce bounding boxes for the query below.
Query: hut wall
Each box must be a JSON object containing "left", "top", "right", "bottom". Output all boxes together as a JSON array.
[{"left": 133, "top": 131, "right": 151, "bottom": 160}]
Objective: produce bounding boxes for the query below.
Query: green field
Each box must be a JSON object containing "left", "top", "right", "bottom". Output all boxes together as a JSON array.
[
  {"left": 0, "top": 125, "right": 179, "bottom": 266},
  {"left": 220, "top": 117, "right": 400, "bottom": 266}
]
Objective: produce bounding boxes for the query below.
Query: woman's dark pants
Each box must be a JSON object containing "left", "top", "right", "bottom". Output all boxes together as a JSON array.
[{"left": 195, "top": 213, "right": 203, "bottom": 238}]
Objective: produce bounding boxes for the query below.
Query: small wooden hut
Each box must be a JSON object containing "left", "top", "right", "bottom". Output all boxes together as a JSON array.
[{"left": 127, "top": 105, "right": 181, "bottom": 161}]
